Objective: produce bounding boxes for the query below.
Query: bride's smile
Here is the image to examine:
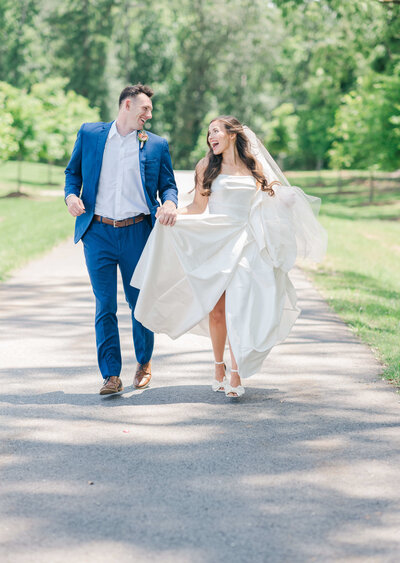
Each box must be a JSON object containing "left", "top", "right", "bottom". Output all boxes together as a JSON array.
[{"left": 208, "top": 122, "right": 233, "bottom": 155}]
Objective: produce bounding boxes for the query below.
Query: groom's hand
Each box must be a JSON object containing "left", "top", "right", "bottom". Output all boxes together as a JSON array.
[
  {"left": 156, "top": 200, "right": 177, "bottom": 226},
  {"left": 66, "top": 195, "right": 86, "bottom": 217}
]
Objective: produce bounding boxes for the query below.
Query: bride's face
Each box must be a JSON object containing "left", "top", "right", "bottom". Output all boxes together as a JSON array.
[{"left": 208, "top": 121, "right": 234, "bottom": 155}]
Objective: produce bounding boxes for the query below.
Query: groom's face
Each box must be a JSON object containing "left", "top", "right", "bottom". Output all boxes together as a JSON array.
[{"left": 126, "top": 93, "right": 153, "bottom": 130}]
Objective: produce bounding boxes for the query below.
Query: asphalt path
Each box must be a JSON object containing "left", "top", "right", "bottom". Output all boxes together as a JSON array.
[{"left": 0, "top": 172, "right": 399, "bottom": 563}]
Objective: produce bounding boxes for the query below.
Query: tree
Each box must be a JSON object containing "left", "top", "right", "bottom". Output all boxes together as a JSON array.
[
  {"left": 0, "top": 82, "right": 43, "bottom": 192},
  {"left": 31, "top": 78, "right": 100, "bottom": 181},
  {"left": 48, "top": 0, "right": 115, "bottom": 119},
  {"left": 0, "top": 0, "right": 399, "bottom": 172},
  {"left": 263, "top": 103, "right": 299, "bottom": 171},
  {"left": 329, "top": 70, "right": 400, "bottom": 200},
  {"left": 165, "top": 0, "right": 282, "bottom": 167},
  {"left": 271, "top": 0, "right": 385, "bottom": 169},
  {"left": 0, "top": 92, "right": 18, "bottom": 161},
  {"left": 0, "top": 0, "right": 42, "bottom": 88},
  {"left": 0, "top": 79, "right": 99, "bottom": 193}
]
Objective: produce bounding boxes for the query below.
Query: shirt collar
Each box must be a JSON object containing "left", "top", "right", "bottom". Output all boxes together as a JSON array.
[
  {"left": 108, "top": 121, "right": 138, "bottom": 140},
  {"left": 108, "top": 121, "right": 118, "bottom": 139}
]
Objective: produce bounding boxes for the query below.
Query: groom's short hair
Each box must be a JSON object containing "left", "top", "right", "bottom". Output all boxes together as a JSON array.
[{"left": 119, "top": 84, "right": 154, "bottom": 106}]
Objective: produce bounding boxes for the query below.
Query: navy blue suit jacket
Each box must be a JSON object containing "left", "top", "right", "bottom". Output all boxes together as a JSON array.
[{"left": 64, "top": 121, "right": 178, "bottom": 243}]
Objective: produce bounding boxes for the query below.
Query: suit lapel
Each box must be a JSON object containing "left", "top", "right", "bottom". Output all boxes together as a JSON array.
[
  {"left": 138, "top": 136, "right": 147, "bottom": 190},
  {"left": 93, "top": 122, "right": 112, "bottom": 196},
  {"left": 139, "top": 136, "right": 155, "bottom": 214}
]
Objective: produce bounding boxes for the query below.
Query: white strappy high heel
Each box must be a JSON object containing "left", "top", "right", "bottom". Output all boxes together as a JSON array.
[
  {"left": 225, "top": 369, "right": 245, "bottom": 398},
  {"left": 212, "top": 361, "right": 227, "bottom": 392}
]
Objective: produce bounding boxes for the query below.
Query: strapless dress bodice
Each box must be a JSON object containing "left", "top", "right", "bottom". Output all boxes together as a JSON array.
[{"left": 208, "top": 175, "right": 257, "bottom": 219}]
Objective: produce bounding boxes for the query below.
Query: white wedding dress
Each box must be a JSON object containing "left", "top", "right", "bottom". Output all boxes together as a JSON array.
[{"left": 131, "top": 174, "right": 326, "bottom": 379}]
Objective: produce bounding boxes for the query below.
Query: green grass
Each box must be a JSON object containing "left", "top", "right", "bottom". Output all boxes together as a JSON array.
[
  {"left": 0, "top": 161, "right": 73, "bottom": 281},
  {"left": 288, "top": 171, "right": 400, "bottom": 386},
  {"left": 0, "top": 160, "right": 65, "bottom": 196}
]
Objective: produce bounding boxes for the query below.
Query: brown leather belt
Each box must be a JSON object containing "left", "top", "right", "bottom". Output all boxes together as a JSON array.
[{"left": 93, "top": 214, "right": 146, "bottom": 228}]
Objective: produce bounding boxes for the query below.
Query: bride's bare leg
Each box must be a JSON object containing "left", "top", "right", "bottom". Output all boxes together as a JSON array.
[
  {"left": 228, "top": 340, "right": 242, "bottom": 395},
  {"left": 209, "top": 293, "right": 227, "bottom": 382}
]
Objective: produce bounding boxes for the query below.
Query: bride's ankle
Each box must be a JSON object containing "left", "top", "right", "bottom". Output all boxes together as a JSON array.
[
  {"left": 230, "top": 368, "right": 241, "bottom": 386},
  {"left": 214, "top": 361, "right": 226, "bottom": 380}
]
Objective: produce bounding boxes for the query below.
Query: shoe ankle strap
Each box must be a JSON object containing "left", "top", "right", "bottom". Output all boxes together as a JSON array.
[{"left": 215, "top": 361, "right": 225, "bottom": 365}]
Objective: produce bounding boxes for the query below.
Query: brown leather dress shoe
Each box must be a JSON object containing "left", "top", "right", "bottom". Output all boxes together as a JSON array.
[
  {"left": 99, "top": 376, "right": 124, "bottom": 395},
  {"left": 134, "top": 361, "right": 152, "bottom": 389}
]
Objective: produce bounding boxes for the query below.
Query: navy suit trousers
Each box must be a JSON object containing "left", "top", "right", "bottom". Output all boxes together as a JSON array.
[{"left": 82, "top": 217, "right": 154, "bottom": 379}]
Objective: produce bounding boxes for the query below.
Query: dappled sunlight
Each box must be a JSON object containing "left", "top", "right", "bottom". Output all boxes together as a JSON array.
[
  {"left": 332, "top": 511, "right": 400, "bottom": 552},
  {"left": 300, "top": 436, "right": 349, "bottom": 451},
  {"left": 242, "top": 460, "right": 399, "bottom": 501},
  {"left": 1, "top": 384, "right": 399, "bottom": 561},
  {"left": 1, "top": 201, "right": 399, "bottom": 562},
  {"left": 3, "top": 413, "right": 220, "bottom": 445},
  {"left": 3, "top": 542, "right": 207, "bottom": 563},
  {"left": 0, "top": 516, "right": 38, "bottom": 544}
]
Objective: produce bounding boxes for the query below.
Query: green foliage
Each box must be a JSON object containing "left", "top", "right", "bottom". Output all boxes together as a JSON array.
[
  {"left": 274, "top": 0, "right": 384, "bottom": 169},
  {"left": 47, "top": 0, "right": 114, "bottom": 118},
  {"left": 264, "top": 103, "right": 299, "bottom": 170},
  {"left": 0, "top": 0, "right": 398, "bottom": 169},
  {"left": 329, "top": 70, "right": 400, "bottom": 171},
  {"left": 0, "top": 0, "right": 41, "bottom": 88},
  {"left": 0, "top": 94, "right": 17, "bottom": 161},
  {"left": 31, "top": 78, "right": 100, "bottom": 164},
  {"left": 0, "top": 82, "right": 43, "bottom": 165},
  {"left": 0, "top": 79, "right": 100, "bottom": 187},
  {"left": 110, "top": 1, "right": 178, "bottom": 138}
]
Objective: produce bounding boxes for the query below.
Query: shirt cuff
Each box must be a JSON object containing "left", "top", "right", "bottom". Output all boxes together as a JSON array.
[{"left": 65, "top": 194, "right": 76, "bottom": 205}]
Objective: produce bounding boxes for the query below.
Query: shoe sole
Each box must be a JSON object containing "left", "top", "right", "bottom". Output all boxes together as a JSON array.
[
  {"left": 134, "top": 381, "right": 150, "bottom": 389},
  {"left": 99, "top": 386, "right": 124, "bottom": 395},
  {"left": 226, "top": 391, "right": 244, "bottom": 400}
]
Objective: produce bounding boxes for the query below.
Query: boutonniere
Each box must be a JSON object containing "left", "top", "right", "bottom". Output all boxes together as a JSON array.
[{"left": 138, "top": 130, "right": 149, "bottom": 149}]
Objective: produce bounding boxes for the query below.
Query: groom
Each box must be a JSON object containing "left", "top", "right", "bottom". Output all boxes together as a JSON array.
[{"left": 64, "top": 84, "right": 178, "bottom": 395}]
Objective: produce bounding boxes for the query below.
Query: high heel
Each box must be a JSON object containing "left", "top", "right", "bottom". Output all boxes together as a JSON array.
[
  {"left": 212, "top": 361, "right": 227, "bottom": 392},
  {"left": 225, "top": 369, "right": 245, "bottom": 399}
]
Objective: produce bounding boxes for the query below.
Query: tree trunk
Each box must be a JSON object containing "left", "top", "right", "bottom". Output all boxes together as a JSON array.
[
  {"left": 48, "top": 162, "right": 53, "bottom": 185},
  {"left": 17, "top": 158, "right": 22, "bottom": 193}
]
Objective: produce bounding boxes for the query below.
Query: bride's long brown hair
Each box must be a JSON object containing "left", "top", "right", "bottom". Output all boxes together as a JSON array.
[{"left": 200, "top": 116, "right": 278, "bottom": 197}]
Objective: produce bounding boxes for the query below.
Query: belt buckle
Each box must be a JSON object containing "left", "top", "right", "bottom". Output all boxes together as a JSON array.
[{"left": 113, "top": 219, "right": 118, "bottom": 228}]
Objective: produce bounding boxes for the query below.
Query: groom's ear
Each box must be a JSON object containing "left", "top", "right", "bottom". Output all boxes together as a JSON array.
[{"left": 122, "top": 97, "right": 134, "bottom": 112}]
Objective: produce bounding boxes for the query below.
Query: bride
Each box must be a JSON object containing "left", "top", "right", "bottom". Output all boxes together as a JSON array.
[{"left": 131, "top": 116, "right": 327, "bottom": 399}]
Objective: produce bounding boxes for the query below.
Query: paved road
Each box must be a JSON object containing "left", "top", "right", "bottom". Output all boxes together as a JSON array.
[{"left": 0, "top": 173, "right": 399, "bottom": 563}]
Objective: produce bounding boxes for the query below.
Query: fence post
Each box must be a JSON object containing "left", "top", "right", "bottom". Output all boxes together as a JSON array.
[
  {"left": 368, "top": 170, "right": 375, "bottom": 203},
  {"left": 337, "top": 169, "right": 343, "bottom": 193}
]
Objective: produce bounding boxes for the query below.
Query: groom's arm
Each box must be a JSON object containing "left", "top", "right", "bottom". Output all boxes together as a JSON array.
[
  {"left": 64, "top": 125, "right": 86, "bottom": 216},
  {"left": 156, "top": 139, "right": 178, "bottom": 226}
]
